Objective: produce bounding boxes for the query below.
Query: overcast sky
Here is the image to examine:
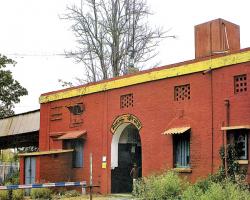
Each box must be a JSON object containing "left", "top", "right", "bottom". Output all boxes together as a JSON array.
[{"left": 0, "top": 0, "right": 249, "bottom": 114}]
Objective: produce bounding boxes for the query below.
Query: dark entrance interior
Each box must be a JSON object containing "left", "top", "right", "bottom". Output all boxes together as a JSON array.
[{"left": 111, "top": 124, "right": 142, "bottom": 193}]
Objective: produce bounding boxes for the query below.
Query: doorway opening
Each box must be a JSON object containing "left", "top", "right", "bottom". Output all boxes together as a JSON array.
[{"left": 111, "top": 124, "right": 142, "bottom": 193}]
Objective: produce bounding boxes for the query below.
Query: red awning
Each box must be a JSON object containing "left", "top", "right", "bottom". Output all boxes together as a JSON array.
[{"left": 57, "top": 130, "right": 87, "bottom": 140}]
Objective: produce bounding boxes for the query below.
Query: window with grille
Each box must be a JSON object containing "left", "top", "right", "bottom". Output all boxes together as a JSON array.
[
  {"left": 64, "top": 139, "right": 84, "bottom": 168},
  {"left": 234, "top": 74, "right": 247, "bottom": 94},
  {"left": 174, "top": 84, "right": 190, "bottom": 101},
  {"left": 120, "top": 94, "right": 133, "bottom": 108},
  {"left": 173, "top": 132, "right": 190, "bottom": 168},
  {"left": 234, "top": 131, "right": 248, "bottom": 160}
]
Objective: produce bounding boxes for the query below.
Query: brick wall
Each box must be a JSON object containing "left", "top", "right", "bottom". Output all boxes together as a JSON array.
[
  {"left": 39, "top": 152, "right": 73, "bottom": 183},
  {"left": 38, "top": 58, "right": 250, "bottom": 194}
]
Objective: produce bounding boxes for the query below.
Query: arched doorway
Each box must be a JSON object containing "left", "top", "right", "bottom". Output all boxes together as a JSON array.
[{"left": 111, "top": 124, "right": 142, "bottom": 193}]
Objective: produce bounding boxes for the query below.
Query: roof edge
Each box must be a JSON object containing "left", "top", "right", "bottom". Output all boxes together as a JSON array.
[
  {"left": 40, "top": 48, "right": 250, "bottom": 104},
  {"left": 0, "top": 109, "right": 40, "bottom": 120}
]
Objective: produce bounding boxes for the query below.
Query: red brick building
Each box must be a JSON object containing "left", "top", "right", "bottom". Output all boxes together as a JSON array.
[{"left": 19, "top": 19, "right": 250, "bottom": 194}]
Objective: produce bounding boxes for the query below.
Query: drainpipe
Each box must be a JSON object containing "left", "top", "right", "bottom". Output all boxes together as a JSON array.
[
  {"left": 224, "top": 99, "right": 230, "bottom": 177},
  {"left": 203, "top": 66, "right": 214, "bottom": 174},
  {"left": 210, "top": 70, "right": 214, "bottom": 174}
]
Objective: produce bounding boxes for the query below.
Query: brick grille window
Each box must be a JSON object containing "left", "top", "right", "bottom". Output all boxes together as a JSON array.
[
  {"left": 234, "top": 74, "right": 247, "bottom": 94},
  {"left": 120, "top": 94, "right": 133, "bottom": 108},
  {"left": 174, "top": 84, "right": 190, "bottom": 101}
]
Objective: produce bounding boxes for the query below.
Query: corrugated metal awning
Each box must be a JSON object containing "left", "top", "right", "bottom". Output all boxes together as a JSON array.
[
  {"left": 0, "top": 110, "right": 40, "bottom": 137},
  {"left": 57, "top": 130, "right": 87, "bottom": 140},
  {"left": 163, "top": 127, "right": 191, "bottom": 135},
  {"left": 221, "top": 125, "right": 250, "bottom": 131},
  {"left": 18, "top": 149, "right": 74, "bottom": 157}
]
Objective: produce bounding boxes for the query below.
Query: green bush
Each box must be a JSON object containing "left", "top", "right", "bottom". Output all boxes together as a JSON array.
[
  {"left": 0, "top": 190, "right": 8, "bottom": 200},
  {"left": 4, "top": 170, "right": 20, "bottom": 185},
  {"left": 182, "top": 181, "right": 250, "bottom": 200},
  {"left": 12, "top": 189, "right": 24, "bottom": 200},
  {"left": 30, "top": 188, "right": 52, "bottom": 200},
  {"left": 133, "top": 171, "right": 185, "bottom": 200}
]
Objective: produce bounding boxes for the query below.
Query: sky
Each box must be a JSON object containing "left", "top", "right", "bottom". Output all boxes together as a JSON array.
[{"left": 0, "top": 0, "right": 249, "bottom": 114}]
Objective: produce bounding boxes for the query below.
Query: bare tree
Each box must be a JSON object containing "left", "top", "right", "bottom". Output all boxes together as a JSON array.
[{"left": 63, "top": 0, "right": 174, "bottom": 83}]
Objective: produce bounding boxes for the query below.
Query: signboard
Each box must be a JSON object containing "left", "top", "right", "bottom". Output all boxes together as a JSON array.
[{"left": 111, "top": 114, "right": 142, "bottom": 134}]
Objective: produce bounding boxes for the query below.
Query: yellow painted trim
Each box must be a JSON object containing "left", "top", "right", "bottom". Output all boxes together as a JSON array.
[
  {"left": 236, "top": 160, "right": 248, "bottom": 165},
  {"left": 173, "top": 168, "right": 192, "bottom": 173},
  {"left": 40, "top": 50, "right": 250, "bottom": 103},
  {"left": 18, "top": 149, "right": 73, "bottom": 157},
  {"left": 221, "top": 125, "right": 250, "bottom": 131}
]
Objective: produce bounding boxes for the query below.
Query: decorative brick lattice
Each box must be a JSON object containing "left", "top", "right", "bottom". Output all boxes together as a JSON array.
[
  {"left": 120, "top": 94, "right": 133, "bottom": 108},
  {"left": 234, "top": 74, "right": 247, "bottom": 94},
  {"left": 174, "top": 84, "right": 190, "bottom": 101},
  {"left": 50, "top": 106, "right": 62, "bottom": 121}
]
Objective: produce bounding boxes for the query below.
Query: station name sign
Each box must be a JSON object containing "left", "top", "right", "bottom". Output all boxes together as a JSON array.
[{"left": 111, "top": 114, "right": 142, "bottom": 134}]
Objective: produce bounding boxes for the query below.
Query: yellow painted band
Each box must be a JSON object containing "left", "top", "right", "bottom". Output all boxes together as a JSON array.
[{"left": 40, "top": 50, "right": 250, "bottom": 103}]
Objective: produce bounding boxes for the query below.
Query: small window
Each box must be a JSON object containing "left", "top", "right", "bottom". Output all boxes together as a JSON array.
[
  {"left": 234, "top": 74, "right": 247, "bottom": 94},
  {"left": 234, "top": 132, "right": 248, "bottom": 160},
  {"left": 173, "top": 132, "right": 190, "bottom": 168},
  {"left": 174, "top": 84, "right": 190, "bottom": 101},
  {"left": 67, "top": 103, "right": 85, "bottom": 115},
  {"left": 120, "top": 93, "right": 133, "bottom": 108},
  {"left": 64, "top": 139, "right": 83, "bottom": 168}
]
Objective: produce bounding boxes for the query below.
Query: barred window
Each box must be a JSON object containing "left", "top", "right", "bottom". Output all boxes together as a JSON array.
[
  {"left": 174, "top": 84, "right": 190, "bottom": 101},
  {"left": 173, "top": 132, "right": 190, "bottom": 168},
  {"left": 234, "top": 74, "right": 247, "bottom": 94},
  {"left": 234, "top": 132, "right": 248, "bottom": 160},
  {"left": 120, "top": 94, "right": 133, "bottom": 108}
]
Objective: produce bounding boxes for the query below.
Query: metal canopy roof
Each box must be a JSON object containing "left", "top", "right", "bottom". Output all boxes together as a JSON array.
[
  {"left": 163, "top": 127, "right": 191, "bottom": 135},
  {"left": 0, "top": 110, "right": 40, "bottom": 137}
]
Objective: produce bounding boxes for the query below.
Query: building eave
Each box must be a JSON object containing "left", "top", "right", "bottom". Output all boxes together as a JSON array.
[{"left": 39, "top": 49, "right": 250, "bottom": 104}]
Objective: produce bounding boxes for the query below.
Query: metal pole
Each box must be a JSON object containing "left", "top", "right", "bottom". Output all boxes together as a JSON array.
[
  {"left": 90, "top": 153, "right": 93, "bottom": 200},
  {"left": 224, "top": 99, "right": 230, "bottom": 178}
]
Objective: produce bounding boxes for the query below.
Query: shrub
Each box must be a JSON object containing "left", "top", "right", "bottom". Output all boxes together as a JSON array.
[
  {"left": 182, "top": 181, "right": 250, "bottom": 200},
  {"left": 30, "top": 188, "right": 52, "bottom": 200},
  {"left": 12, "top": 189, "right": 24, "bottom": 200},
  {"left": 0, "top": 190, "right": 8, "bottom": 200},
  {"left": 133, "top": 171, "right": 185, "bottom": 200},
  {"left": 4, "top": 170, "right": 20, "bottom": 185}
]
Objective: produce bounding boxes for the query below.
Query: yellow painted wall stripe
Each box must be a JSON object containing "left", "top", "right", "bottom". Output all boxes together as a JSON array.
[{"left": 40, "top": 50, "right": 250, "bottom": 103}]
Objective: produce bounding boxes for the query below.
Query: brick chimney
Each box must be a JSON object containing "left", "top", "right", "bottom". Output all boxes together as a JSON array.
[{"left": 195, "top": 18, "right": 240, "bottom": 58}]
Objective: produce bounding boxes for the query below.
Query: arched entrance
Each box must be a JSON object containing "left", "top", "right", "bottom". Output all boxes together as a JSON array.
[{"left": 111, "top": 123, "right": 142, "bottom": 193}]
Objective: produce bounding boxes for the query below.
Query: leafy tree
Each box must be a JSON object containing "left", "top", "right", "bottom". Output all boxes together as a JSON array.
[
  {"left": 63, "top": 0, "right": 174, "bottom": 83},
  {"left": 0, "top": 54, "right": 28, "bottom": 118}
]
